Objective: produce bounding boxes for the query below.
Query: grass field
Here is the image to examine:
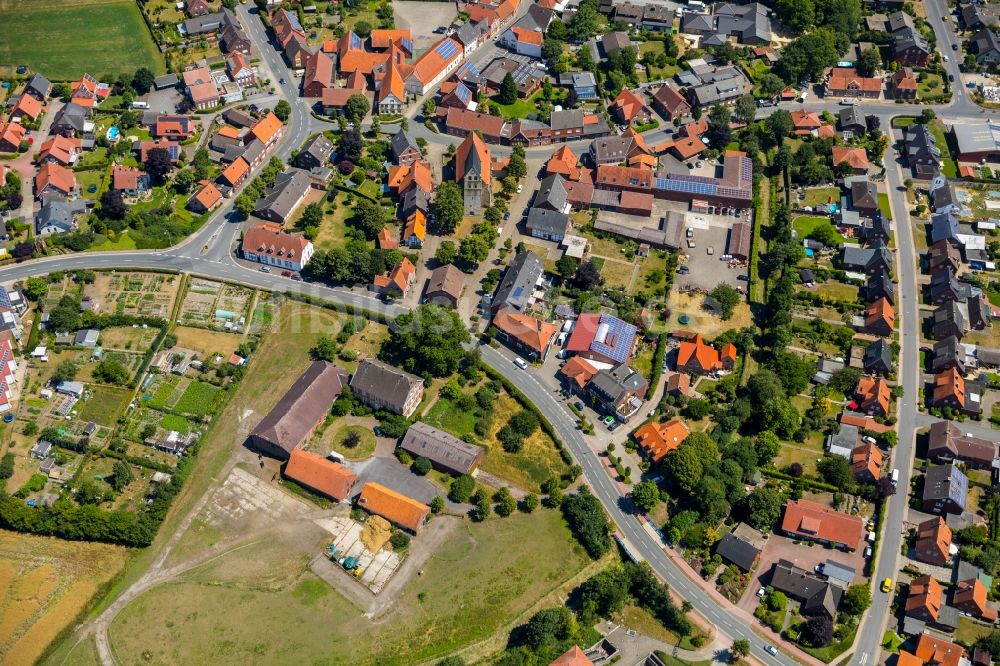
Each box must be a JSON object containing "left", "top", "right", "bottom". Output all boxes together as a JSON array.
[
  {"left": 424, "top": 392, "right": 568, "bottom": 492},
  {"left": 319, "top": 424, "right": 376, "bottom": 460},
  {"left": 109, "top": 509, "right": 591, "bottom": 665},
  {"left": 77, "top": 386, "right": 131, "bottom": 426},
  {"left": 0, "top": 0, "right": 164, "bottom": 80},
  {"left": 0, "top": 530, "right": 128, "bottom": 666},
  {"left": 174, "top": 381, "right": 222, "bottom": 417},
  {"left": 793, "top": 215, "right": 846, "bottom": 245},
  {"left": 173, "top": 326, "right": 244, "bottom": 358}
]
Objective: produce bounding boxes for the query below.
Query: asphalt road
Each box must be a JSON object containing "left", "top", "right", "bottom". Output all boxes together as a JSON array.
[{"left": 8, "top": 5, "right": 1000, "bottom": 665}]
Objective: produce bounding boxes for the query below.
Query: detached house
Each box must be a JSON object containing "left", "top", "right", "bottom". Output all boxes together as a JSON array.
[
  {"left": 35, "top": 163, "right": 77, "bottom": 199},
  {"left": 633, "top": 418, "right": 689, "bottom": 462},
  {"left": 893, "top": 27, "right": 932, "bottom": 66},
  {"left": 922, "top": 463, "right": 969, "bottom": 515},
  {"left": 914, "top": 517, "right": 953, "bottom": 566},
  {"left": 350, "top": 358, "right": 424, "bottom": 417},
  {"left": 611, "top": 88, "right": 652, "bottom": 125},
  {"left": 970, "top": 28, "right": 1000, "bottom": 66},
  {"left": 652, "top": 84, "right": 691, "bottom": 120},
  {"left": 780, "top": 499, "right": 865, "bottom": 550},
  {"left": 492, "top": 307, "right": 557, "bottom": 360},
  {"left": 372, "top": 258, "right": 416, "bottom": 297},
  {"left": 675, "top": 334, "right": 736, "bottom": 375},
  {"left": 241, "top": 224, "right": 314, "bottom": 272},
  {"left": 855, "top": 375, "right": 890, "bottom": 416},
  {"left": 182, "top": 66, "right": 220, "bottom": 110},
  {"left": 927, "top": 420, "right": 998, "bottom": 469}
]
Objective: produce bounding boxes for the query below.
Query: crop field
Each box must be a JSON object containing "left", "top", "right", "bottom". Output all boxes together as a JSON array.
[
  {"left": 179, "top": 280, "right": 254, "bottom": 330},
  {"left": 84, "top": 272, "right": 179, "bottom": 319},
  {"left": 174, "top": 381, "right": 222, "bottom": 416},
  {"left": 0, "top": 530, "right": 128, "bottom": 666},
  {"left": 109, "top": 509, "right": 591, "bottom": 665},
  {"left": 0, "top": 0, "right": 164, "bottom": 80}
]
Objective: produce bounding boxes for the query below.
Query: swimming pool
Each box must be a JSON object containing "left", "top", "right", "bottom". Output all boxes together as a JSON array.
[{"left": 106, "top": 126, "right": 120, "bottom": 141}]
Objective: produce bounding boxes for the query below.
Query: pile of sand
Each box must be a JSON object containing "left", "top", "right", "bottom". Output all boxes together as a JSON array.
[{"left": 359, "top": 515, "right": 393, "bottom": 553}]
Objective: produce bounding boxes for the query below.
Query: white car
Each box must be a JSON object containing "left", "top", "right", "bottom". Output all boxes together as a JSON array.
[
  {"left": 765, "top": 645, "right": 778, "bottom": 656},
  {"left": 516, "top": 184, "right": 523, "bottom": 193},
  {"left": 756, "top": 587, "right": 766, "bottom": 598}
]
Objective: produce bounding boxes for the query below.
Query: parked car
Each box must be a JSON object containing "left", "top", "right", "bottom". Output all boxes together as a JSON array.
[
  {"left": 952, "top": 43, "right": 959, "bottom": 50},
  {"left": 291, "top": 275, "right": 302, "bottom": 281},
  {"left": 949, "top": 74, "right": 956, "bottom": 82},
  {"left": 259, "top": 266, "right": 271, "bottom": 273},
  {"left": 281, "top": 270, "right": 291, "bottom": 277},
  {"left": 756, "top": 587, "right": 766, "bottom": 598},
  {"left": 707, "top": 246, "right": 714, "bottom": 256},
  {"left": 608, "top": 421, "right": 621, "bottom": 432},
  {"left": 678, "top": 264, "right": 690, "bottom": 274},
  {"left": 574, "top": 401, "right": 584, "bottom": 411}
]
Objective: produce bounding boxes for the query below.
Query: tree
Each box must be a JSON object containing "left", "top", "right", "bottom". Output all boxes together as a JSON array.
[
  {"left": 299, "top": 202, "right": 323, "bottom": 230},
  {"left": 775, "top": 0, "right": 815, "bottom": 30},
  {"left": 339, "top": 129, "right": 364, "bottom": 162},
  {"left": 433, "top": 181, "right": 465, "bottom": 234},
  {"left": 23, "top": 277, "right": 48, "bottom": 301},
  {"left": 523, "top": 493, "right": 539, "bottom": 512},
  {"left": 759, "top": 72, "right": 785, "bottom": 97},
  {"left": 734, "top": 94, "right": 757, "bottom": 125},
  {"left": 744, "top": 487, "right": 783, "bottom": 532},
  {"left": 507, "top": 148, "right": 527, "bottom": 181},
  {"left": 856, "top": 48, "right": 882, "bottom": 78},
  {"left": 920, "top": 108, "right": 936, "bottom": 124},
  {"left": 234, "top": 192, "right": 255, "bottom": 218},
  {"left": 354, "top": 20, "right": 373, "bottom": 38},
  {"left": 273, "top": 99, "right": 292, "bottom": 121},
  {"left": 631, "top": 480, "right": 660, "bottom": 512},
  {"left": 524, "top": 607, "right": 575, "bottom": 650},
  {"left": 498, "top": 72, "right": 518, "bottom": 105},
  {"left": 494, "top": 487, "right": 516, "bottom": 516},
  {"left": 346, "top": 93, "right": 370, "bottom": 125},
  {"left": 459, "top": 235, "right": 491, "bottom": 264},
  {"left": 706, "top": 104, "right": 732, "bottom": 148},
  {"left": 131, "top": 67, "right": 155, "bottom": 94},
  {"left": 568, "top": 1, "right": 600, "bottom": 41},
  {"left": 574, "top": 259, "right": 602, "bottom": 290},
  {"left": 730, "top": 639, "right": 751, "bottom": 661},
  {"left": 0, "top": 453, "right": 13, "bottom": 480},
  {"left": 93, "top": 359, "right": 132, "bottom": 385},
  {"left": 145, "top": 147, "right": 173, "bottom": 180},
  {"left": 449, "top": 474, "right": 476, "bottom": 503},
  {"left": 768, "top": 110, "right": 794, "bottom": 145},
  {"left": 804, "top": 614, "right": 833, "bottom": 647},
  {"left": 51, "top": 359, "right": 79, "bottom": 384},
  {"left": 430, "top": 495, "right": 445, "bottom": 513},
  {"left": 109, "top": 461, "right": 134, "bottom": 491},
  {"left": 472, "top": 491, "right": 491, "bottom": 521},
  {"left": 562, "top": 487, "right": 612, "bottom": 558},
  {"left": 352, "top": 198, "right": 387, "bottom": 238},
  {"left": 662, "top": 445, "right": 703, "bottom": 494},
  {"left": 412, "top": 456, "right": 432, "bottom": 476},
  {"left": 769, "top": 350, "right": 814, "bottom": 396},
  {"left": 817, "top": 455, "right": 853, "bottom": 489},
  {"left": 99, "top": 189, "right": 128, "bottom": 220},
  {"left": 311, "top": 336, "right": 338, "bottom": 362},
  {"left": 382, "top": 304, "right": 471, "bottom": 377},
  {"left": 709, "top": 283, "right": 740, "bottom": 320},
  {"left": 173, "top": 168, "right": 195, "bottom": 194},
  {"left": 829, "top": 367, "right": 863, "bottom": 395},
  {"left": 842, "top": 584, "right": 872, "bottom": 616}
]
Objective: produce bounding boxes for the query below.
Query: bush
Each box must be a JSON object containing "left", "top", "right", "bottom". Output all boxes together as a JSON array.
[
  {"left": 449, "top": 474, "right": 475, "bottom": 503},
  {"left": 412, "top": 456, "right": 432, "bottom": 476},
  {"left": 389, "top": 530, "right": 410, "bottom": 550},
  {"left": 561, "top": 487, "right": 612, "bottom": 559}
]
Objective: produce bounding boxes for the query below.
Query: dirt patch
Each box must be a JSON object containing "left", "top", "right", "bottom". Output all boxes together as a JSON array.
[
  {"left": 666, "top": 290, "right": 752, "bottom": 339},
  {"left": 360, "top": 515, "right": 393, "bottom": 553},
  {"left": 172, "top": 326, "right": 244, "bottom": 358}
]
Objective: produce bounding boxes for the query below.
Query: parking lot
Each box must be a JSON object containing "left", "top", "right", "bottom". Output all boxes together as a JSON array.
[{"left": 676, "top": 209, "right": 749, "bottom": 292}]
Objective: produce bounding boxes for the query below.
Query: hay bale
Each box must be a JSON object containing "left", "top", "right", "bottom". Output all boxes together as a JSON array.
[{"left": 359, "top": 515, "right": 393, "bottom": 553}]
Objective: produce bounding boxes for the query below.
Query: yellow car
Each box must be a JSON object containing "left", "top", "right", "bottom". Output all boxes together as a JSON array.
[{"left": 881, "top": 578, "right": 893, "bottom": 593}]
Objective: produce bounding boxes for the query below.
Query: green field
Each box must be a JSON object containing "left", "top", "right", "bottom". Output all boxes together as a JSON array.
[
  {"left": 77, "top": 386, "right": 131, "bottom": 426},
  {"left": 109, "top": 510, "right": 592, "bottom": 665},
  {"left": 0, "top": 0, "right": 164, "bottom": 80},
  {"left": 792, "top": 215, "right": 846, "bottom": 245},
  {"left": 174, "top": 381, "right": 221, "bottom": 416}
]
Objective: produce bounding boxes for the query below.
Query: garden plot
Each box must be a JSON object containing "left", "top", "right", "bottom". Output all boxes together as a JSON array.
[
  {"left": 97, "top": 326, "right": 159, "bottom": 351},
  {"left": 41, "top": 275, "right": 76, "bottom": 312},
  {"left": 179, "top": 279, "right": 253, "bottom": 330},
  {"left": 314, "top": 516, "right": 403, "bottom": 594},
  {"left": 84, "top": 272, "right": 178, "bottom": 318},
  {"left": 144, "top": 374, "right": 221, "bottom": 417}
]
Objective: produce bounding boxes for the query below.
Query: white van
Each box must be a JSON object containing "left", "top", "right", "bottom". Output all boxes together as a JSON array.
[
  {"left": 513, "top": 357, "right": 528, "bottom": 369},
  {"left": 131, "top": 101, "right": 149, "bottom": 109},
  {"left": 891, "top": 468, "right": 899, "bottom": 485},
  {"left": 556, "top": 332, "right": 567, "bottom": 346},
  {"left": 687, "top": 0, "right": 705, "bottom": 8}
]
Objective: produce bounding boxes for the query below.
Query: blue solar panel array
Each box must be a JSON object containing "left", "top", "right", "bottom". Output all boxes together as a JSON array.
[
  {"left": 436, "top": 39, "right": 459, "bottom": 59},
  {"left": 658, "top": 178, "right": 717, "bottom": 197},
  {"left": 456, "top": 83, "right": 471, "bottom": 102},
  {"left": 512, "top": 62, "right": 535, "bottom": 84},
  {"left": 590, "top": 313, "right": 638, "bottom": 365},
  {"left": 350, "top": 32, "right": 362, "bottom": 50},
  {"left": 0, "top": 287, "right": 13, "bottom": 311},
  {"left": 286, "top": 10, "right": 304, "bottom": 32},
  {"left": 402, "top": 37, "right": 414, "bottom": 53},
  {"left": 457, "top": 61, "right": 480, "bottom": 78}
]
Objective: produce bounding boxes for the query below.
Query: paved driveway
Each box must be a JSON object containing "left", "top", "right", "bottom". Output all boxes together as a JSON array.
[{"left": 736, "top": 534, "right": 867, "bottom": 614}]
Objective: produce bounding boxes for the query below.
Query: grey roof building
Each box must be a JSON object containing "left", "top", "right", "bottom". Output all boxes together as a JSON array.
[
  {"left": 532, "top": 174, "right": 570, "bottom": 213},
  {"left": 25, "top": 74, "right": 52, "bottom": 100},
  {"left": 932, "top": 335, "right": 967, "bottom": 374},
  {"left": 970, "top": 28, "right": 1000, "bottom": 65},
  {"left": 154, "top": 73, "right": 180, "bottom": 89},
  {"left": 866, "top": 270, "right": 895, "bottom": 304},
  {"left": 50, "top": 103, "right": 91, "bottom": 136},
  {"left": 931, "top": 211, "right": 961, "bottom": 245},
  {"left": 525, "top": 208, "right": 571, "bottom": 241},
  {"left": 931, "top": 300, "right": 967, "bottom": 340},
  {"left": 350, "top": 358, "right": 425, "bottom": 417},
  {"left": 827, "top": 423, "right": 860, "bottom": 459},
  {"left": 821, "top": 560, "right": 857, "bottom": 589},
  {"left": 863, "top": 338, "right": 893, "bottom": 376},
  {"left": 294, "top": 134, "right": 333, "bottom": 170},
  {"left": 181, "top": 11, "right": 227, "bottom": 35},
  {"left": 254, "top": 169, "right": 313, "bottom": 224},
  {"left": 492, "top": 251, "right": 545, "bottom": 314},
  {"left": 927, "top": 266, "right": 976, "bottom": 305},
  {"left": 922, "top": 463, "right": 969, "bottom": 515},
  {"left": 74, "top": 329, "right": 99, "bottom": 347},
  {"left": 248, "top": 361, "right": 349, "bottom": 459},
  {"left": 715, "top": 523, "right": 765, "bottom": 571},
  {"left": 770, "top": 559, "right": 843, "bottom": 619},
  {"left": 390, "top": 130, "right": 421, "bottom": 164},
  {"left": 838, "top": 107, "right": 866, "bottom": 135},
  {"left": 399, "top": 421, "right": 485, "bottom": 475},
  {"left": 36, "top": 196, "right": 86, "bottom": 236},
  {"left": 927, "top": 420, "right": 998, "bottom": 469},
  {"left": 905, "top": 124, "right": 942, "bottom": 178}
]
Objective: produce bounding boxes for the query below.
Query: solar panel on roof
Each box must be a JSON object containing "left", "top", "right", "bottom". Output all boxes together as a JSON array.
[
  {"left": 436, "top": 39, "right": 459, "bottom": 59},
  {"left": 350, "top": 32, "right": 362, "bottom": 49},
  {"left": 402, "top": 37, "right": 414, "bottom": 52},
  {"left": 456, "top": 84, "right": 471, "bottom": 101},
  {"left": 0, "top": 288, "right": 12, "bottom": 310}
]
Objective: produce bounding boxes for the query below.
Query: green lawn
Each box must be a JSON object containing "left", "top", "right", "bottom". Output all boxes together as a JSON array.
[
  {"left": 929, "top": 121, "right": 958, "bottom": 178},
  {"left": 77, "top": 386, "right": 131, "bottom": 427},
  {"left": 322, "top": 424, "right": 376, "bottom": 460},
  {"left": 0, "top": 0, "right": 164, "bottom": 80},
  {"left": 815, "top": 282, "right": 860, "bottom": 302},
  {"left": 793, "top": 215, "right": 846, "bottom": 244},
  {"left": 917, "top": 73, "right": 945, "bottom": 100},
  {"left": 76, "top": 169, "right": 106, "bottom": 201},
  {"left": 109, "top": 509, "right": 592, "bottom": 665},
  {"left": 878, "top": 193, "right": 894, "bottom": 221},
  {"left": 159, "top": 413, "right": 190, "bottom": 434},
  {"left": 799, "top": 187, "right": 841, "bottom": 209},
  {"left": 87, "top": 232, "right": 138, "bottom": 252}
]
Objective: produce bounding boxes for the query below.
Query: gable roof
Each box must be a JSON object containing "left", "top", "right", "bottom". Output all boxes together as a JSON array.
[
  {"left": 36, "top": 162, "right": 76, "bottom": 194},
  {"left": 676, "top": 334, "right": 722, "bottom": 372},
  {"left": 410, "top": 37, "right": 463, "bottom": 85},
  {"left": 546, "top": 145, "right": 583, "bottom": 181},
  {"left": 560, "top": 355, "right": 600, "bottom": 390},
  {"left": 927, "top": 420, "right": 997, "bottom": 465},
  {"left": 780, "top": 499, "right": 865, "bottom": 548},
  {"left": 399, "top": 422, "right": 485, "bottom": 475},
  {"left": 493, "top": 307, "right": 557, "bottom": 356},
  {"left": 358, "top": 482, "right": 430, "bottom": 532},
  {"left": 906, "top": 574, "right": 943, "bottom": 620},
  {"left": 455, "top": 130, "right": 491, "bottom": 185},
  {"left": 242, "top": 223, "right": 311, "bottom": 261},
  {"left": 373, "top": 258, "right": 416, "bottom": 293},
  {"left": 832, "top": 146, "right": 869, "bottom": 170},
  {"left": 192, "top": 179, "right": 222, "bottom": 210},
  {"left": 284, "top": 449, "right": 357, "bottom": 501},
  {"left": 250, "top": 112, "right": 282, "bottom": 144},
  {"left": 612, "top": 88, "right": 649, "bottom": 122},
  {"left": 350, "top": 358, "right": 423, "bottom": 410},
  {"left": 549, "top": 645, "right": 591, "bottom": 666}
]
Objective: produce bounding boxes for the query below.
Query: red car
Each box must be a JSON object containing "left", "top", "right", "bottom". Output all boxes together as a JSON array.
[{"left": 281, "top": 270, "right": 292, "bottom": 277}]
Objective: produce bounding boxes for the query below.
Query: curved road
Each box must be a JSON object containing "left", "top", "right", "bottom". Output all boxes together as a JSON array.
[{"left": 10, "top": 3, "right": 1000, "bottom": 664}]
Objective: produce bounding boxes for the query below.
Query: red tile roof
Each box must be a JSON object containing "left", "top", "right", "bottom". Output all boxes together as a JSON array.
[
  {"left": 905, "top": 575, "right": 942, "bottom": 621},
  {"left": 373, "top": 257, "right": 415, "bottom": 293},
  {"left": 780, "top": 498, "right": 864, "bottom": 549},
  {"left": 304, "top": 50, "right": 335, "bottom": 95},
  {"left": 865, "top": 297, "right": 895, "bottom": 332},
  {"left": 676, "top": 334, "right": 725, "bottom": 373},
  {"left": 511, "top": 26, "right": 544, "bottom": 45},
  {"left": 410, "top": 37, "right": 463, "bottom": 86},
  {"left": 850, "top": 442, "right": 883, "bottom": 480},
  {"left": 220, "top": 156, "right": 249, "bottom": 186},
  {"left": 112, "top": 165, "right": 144, "bottom": 191},
  {"left": 550, "top": 646, "right": 592, "bottom": 666},
  {"left": 455, "top": 131, "right": 492, "bottom": 187},
  {"left": 376, "top": 227, "right": 399, "bottom": 249},
  {"left": 378, "top": 58, "right": 406, "bottom": 104},
  {"left": 284, "top": 449, "right": 357, "bottom": 501},
  {"left": 594, "top": 164, "right": 652, "bottom": 189},
  {"left": 37, "top": 136, "right": 81, "bottom": 165},
  {"left": 790, "top": 108, "right": 822, "bottom": 130},
  {"left": 35, "top": 162, "right": 76, "bottom": 195},
  {"left": 493, "top": 307, "right": 557, "bottom": 357},
  {"left": 856, "top": 375, "right": 891, "bottom": 414},
  {"left": 250, "top": 112, "right": 282, "bottom": 145},
  {"left": 612, "top": 88, "right": 649, "bottom": 123},
  {"left": 545, "top": 145, "right": 582, "bottom": 181},
  {"left": 370, "top": 28, "right": 412, "bottom": 49},
  {"left": 954, "top": 577, "right": 998, "bottom": 621},
  {"left": 915, "top": 516, "right": 952, "bottom": 565},
  {"left": 633, "top": 419, "right": 690, "bottom": 462},
  {"left": 933, "top": 367, "right": 965, "bottom": 408},
  {"left": 191, "top": 179, "right": 222, "bottom": 211},
  {"left": 827, "top": 68, "right": 882, "bottom": 94},
  {"left": 242, "top": 223, "right": 311, "bottom": 259},
  {"left": 560, "top": 355, "right": 599, "bottom": 389},
  {"left": 832, "top": 146, "right": 869, "bottom": 170},
  {"left": 911, "top": 634, "right": 967, "bottom": 666},
  {"left": 0, "top": 122, "right": 26, "bottom": 149},
  {"left": 358, "top": 482, "right": 430, "bottom": 533},
  {"left": 13, "top": 94, "right": 42, "bottom": 120}
]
